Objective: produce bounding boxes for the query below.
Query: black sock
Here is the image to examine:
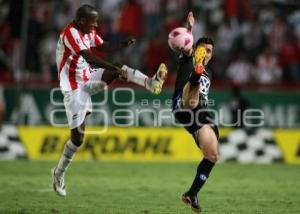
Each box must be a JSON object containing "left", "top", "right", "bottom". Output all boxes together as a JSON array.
[
  {"left": 188, "top": 158, "right": 215, "bottom": 196},
  {"left": 188, "top": 72, "right": 201, "bottom": 86}
]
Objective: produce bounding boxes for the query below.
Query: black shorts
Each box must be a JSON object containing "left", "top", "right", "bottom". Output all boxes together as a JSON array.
[{"left": 172, "top": 92, "right": 219, "bottom": 144}]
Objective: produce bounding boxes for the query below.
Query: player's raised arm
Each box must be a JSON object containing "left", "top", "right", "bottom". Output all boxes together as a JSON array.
[
  {"left": 96, "top": 38, "right": 136, "bottom": 52},
  {"left": 187, "top": 11, "right": 194, "bottom": 32}
]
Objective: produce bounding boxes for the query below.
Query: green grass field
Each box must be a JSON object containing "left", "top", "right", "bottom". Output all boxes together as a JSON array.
[{"left": 0, "top": 161, "right": 299, "bottom": 214}]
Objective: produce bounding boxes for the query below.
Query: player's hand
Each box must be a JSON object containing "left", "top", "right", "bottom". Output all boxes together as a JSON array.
[
  {"left": 121, "top": 38, "right": 136, "bottom": 48},
  {"left": 187, "top": 11, "right": 194, "bottom": 31}
]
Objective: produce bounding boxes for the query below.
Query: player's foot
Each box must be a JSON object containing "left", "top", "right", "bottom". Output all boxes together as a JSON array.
[
  {"left": 194, "top": 46, "right": 206, "bottom": 75},
  {"left": 153, "top": 63, "right": 168, "bottom": 83},
  {"left": 146, "top": 63, "right": 168, "bottom": 94},
  {"left": 181, "top": 192, "right": 201, "bottom": 213},
  {"left": 51, "top": 167, "right": 66, "bottom": 197}
]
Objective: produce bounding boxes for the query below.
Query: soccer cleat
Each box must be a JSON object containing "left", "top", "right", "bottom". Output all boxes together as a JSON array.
[
  {"left": 181, "top": 192, "right": 201, "bottom": 213},
  {"left": 146, "top": 63, "right": 168, "bottom": 94},
  {"left": 194, "top": 46, "right": 206, "bottom": 75},
  {"left": 51, "top": 167, "right": 66, "bottom": 197},
  {"left": 154, "top": 63, "right": 168, "bottom": 83}
]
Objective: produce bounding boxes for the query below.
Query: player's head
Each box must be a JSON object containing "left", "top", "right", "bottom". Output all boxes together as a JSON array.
[
  {"left": 195, "top": 37, "right": 214, "bottom": 65},
  {"left": 75, "top": 4, "right": 98, "bottom": 34}
]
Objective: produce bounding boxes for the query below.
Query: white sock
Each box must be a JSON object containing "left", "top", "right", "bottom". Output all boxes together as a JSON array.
[
  {"left": 56, "top": 140, "right": 78, "bottom": 177},
  {"left": 122, "top": 65, "right": 149, "bottom": 88}
]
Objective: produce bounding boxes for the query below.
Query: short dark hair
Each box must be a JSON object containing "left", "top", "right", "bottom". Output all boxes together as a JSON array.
[
  {"left": 76, "top": 4, "right": 97, "bottom": 20},
  {"left": 195, "top": 37, "right": 214, "bottom": 47}
]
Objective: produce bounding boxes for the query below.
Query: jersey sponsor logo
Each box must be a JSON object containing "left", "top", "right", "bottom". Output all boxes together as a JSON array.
[{"left": 199, "top": 75, "right": 210, "bottom": 95}]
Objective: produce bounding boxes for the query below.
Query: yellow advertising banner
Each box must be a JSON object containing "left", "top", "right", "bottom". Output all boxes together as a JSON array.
[
  {"left": 18, "top": 127, "right": 231, "bottom": 162},
  {"left": 273, "top": 130, "right": 300, "bottom": 164},
  {"left": 17, "top": 127, "right": 300, "bottom": 163}
]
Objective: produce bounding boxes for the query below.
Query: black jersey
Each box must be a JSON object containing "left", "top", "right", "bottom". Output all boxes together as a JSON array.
[
  {"left": 171, "top": 53, "right": 219, "bottom": 140},
  {"left": 173, "top": 53, "right": 212, "bottom": 106}
]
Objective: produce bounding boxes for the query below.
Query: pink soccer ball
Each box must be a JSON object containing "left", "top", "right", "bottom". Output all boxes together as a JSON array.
[{"left": 168, "top": 27, "right": 194, "bottom": 52}]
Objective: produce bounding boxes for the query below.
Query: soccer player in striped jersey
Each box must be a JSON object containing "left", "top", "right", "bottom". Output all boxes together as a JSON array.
[{"left": 51, "top": 4, "right": 167, "bottom": 197}]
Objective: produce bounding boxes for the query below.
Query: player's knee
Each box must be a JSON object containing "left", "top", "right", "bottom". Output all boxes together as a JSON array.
[
  {"left": 71, "top": 123, "right": 85, "bottom": 147},
  {"left": 71, "top": 136, "right": 84, "bottom": 147},
  {"left": 71, "top": 130, "right": 84, "bottom": 147},
  {"left": 205, "top": 151, "right": 219, "bottom": 163},
  {"left": 183, "top": 99, "right": 198, "bottom": 109},
  {"left": 185, "top": 103, "right": 198, "bottom": 110}
]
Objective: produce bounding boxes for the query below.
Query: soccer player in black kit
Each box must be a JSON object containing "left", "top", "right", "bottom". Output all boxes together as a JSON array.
[{"left": 172, "top": 12, "right": 219, "bottom": 213}]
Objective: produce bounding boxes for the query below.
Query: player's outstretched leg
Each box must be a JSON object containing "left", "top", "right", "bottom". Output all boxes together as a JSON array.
[
  {"left": 188, "top": 45, "right": 206, "bottom": 86},
  {"left": 147, "top": 63, "right": 168, "bottom": 94},
  {"left": 182, "top": 46, "right": 206, "bottom": 109},
  {"left": 122, "top": 63, "right": 168, "bottom": 94}
]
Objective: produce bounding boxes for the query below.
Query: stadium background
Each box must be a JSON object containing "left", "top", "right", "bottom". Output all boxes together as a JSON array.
[{"left": 0, "top": 0, "right": 299, "bottom": 213}]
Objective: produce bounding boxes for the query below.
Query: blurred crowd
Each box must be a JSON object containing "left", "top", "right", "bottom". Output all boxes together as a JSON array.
[{"left": 0, "top": 0, "right": 300, "bottom": 86}]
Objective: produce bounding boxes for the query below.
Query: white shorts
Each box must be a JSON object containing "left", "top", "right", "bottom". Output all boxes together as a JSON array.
[{"left": 62, "top": 68, "right": 105, "bottom": 129}]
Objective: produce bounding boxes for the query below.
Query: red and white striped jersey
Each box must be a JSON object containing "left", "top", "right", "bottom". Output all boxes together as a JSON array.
[{"left": 56, "top": 23, "right": 103, "bottom": 91}]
